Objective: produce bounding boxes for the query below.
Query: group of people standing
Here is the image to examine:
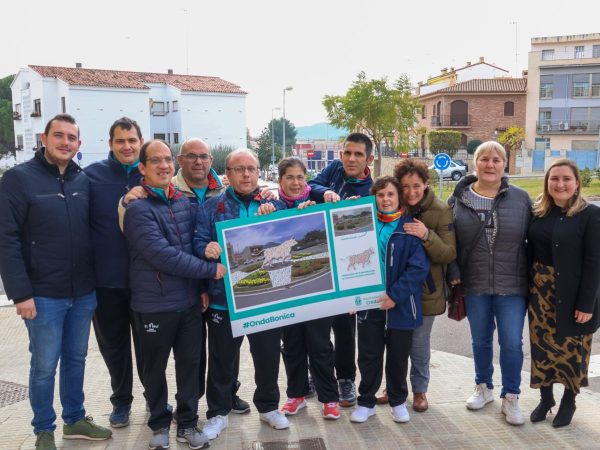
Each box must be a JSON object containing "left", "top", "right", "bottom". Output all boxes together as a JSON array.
[{"left": 1, "top": 114, "right": 599, "bottom": 450}]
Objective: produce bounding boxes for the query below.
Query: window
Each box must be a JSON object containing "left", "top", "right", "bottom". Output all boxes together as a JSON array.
[
  {"left": 539, "top": 110, "right": 552, "bottom": 130},
  {"left": 153, "top": 133, "right": 166, "bottom": 140},
  {"left": 35, "top": 133, "right": 43, "bottom": 149},
  {"left": 173, "top": 100, "right": 178, "bottom": 112},
  {"left": 61, "top": 97, "right": 66, "bottom": 113},
  {"left": 167, "top": 133, "right": 170, "bottom": 143},
  {"left": 504, "top": 101, "right": 514, "bottom": 116},
  {"left": 421, "top": 105, "right": 426, "bottom": 119},
  {"left": 540, "top": 83, "right": 553, "bottom": 99},
  {"left": 173, "top": 133, "right": 179, "bottom": 144},
  {"left": 574, "top": 46, "right": 585, "bottom": 59},
  {"left": 15, "top": 103, "right": 21, "bottom": 114},
  {"left": 535, "top": 137, "right": 550, "bottom": 150},
  {"left": 573, "top": 81, "right": 589, "bottom": 97},
  {"left": 166, "top": 102, "right": 169, "bottom": 113},
  {"left": 16, "top": 135, "right": 23, "bottom": 149},
  {"left": 541, "top": 49, "right": 554, "bottom": 60},
  {"left": 32, "top": 99, "right": 41, "bottom": 116},
  {"left": 592, "top": 73, "right": 600, "bottom": 97},
  {"left": 151, "top": 102, "right": 165, "bottom": 116},
  {"left": 594, "top": 45, "right": 600, "bottom": 58}
]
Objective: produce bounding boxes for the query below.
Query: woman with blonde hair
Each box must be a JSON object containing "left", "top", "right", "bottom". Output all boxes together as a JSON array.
[
  {"left": 448, "top": 141, "right": 531, "bottom": 425},
  {"left": 528, "top": 158, "right": 600, "bottom": 427}
]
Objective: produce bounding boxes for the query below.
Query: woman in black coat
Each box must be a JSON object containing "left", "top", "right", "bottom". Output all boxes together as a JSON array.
[{"left": 528, "top": 158, "right": 600, "bottom": 428}]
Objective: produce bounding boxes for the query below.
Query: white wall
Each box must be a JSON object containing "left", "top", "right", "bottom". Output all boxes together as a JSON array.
[
  {"left": 180, "top": 92, "right": 246, "bottom": 149},
  {"left": 68, "top": 87, "right": 151, "bottom": 165}
]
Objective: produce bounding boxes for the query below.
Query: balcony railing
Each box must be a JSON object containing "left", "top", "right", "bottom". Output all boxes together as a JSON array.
[
  {"left": 538, "top": 50, "right": 600, "bottom": 61},
  {"left": 536, "top": 120, "right": 600, "bottom": 134},
  {"left": 430, "top": 114, "right": 471, "bottom": 127}
]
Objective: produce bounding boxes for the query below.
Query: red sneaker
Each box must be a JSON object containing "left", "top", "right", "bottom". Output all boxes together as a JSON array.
[
  {"left": 323, "top": 402, "right": 340, "bottom": 420},
  {"left": 281, "top": 397, "right": 306, "bottom": 415}
]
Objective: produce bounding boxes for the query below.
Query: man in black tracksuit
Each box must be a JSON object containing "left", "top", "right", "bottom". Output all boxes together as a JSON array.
[{"left": 308, "top": 132, "right": 374, "bottom": 406}]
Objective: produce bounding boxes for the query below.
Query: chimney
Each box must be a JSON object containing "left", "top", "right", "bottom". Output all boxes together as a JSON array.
[
  {"left": 466, "top": 61, "right": 471, "bottom": 66},
  {"left": 167, "top": 69, "right": 173, "bottom": 75},
  {"left": 76, "top": 62, "right": 82, "bottom": 68},
  {"left": 440, "top": 67, "right": 448, "bottom": 74},
  {"left": 522, "top": 69, "right": 528, "bottom": 78},
  {"left": 479, "top": 56, "right": 485, "bottom": 63}
]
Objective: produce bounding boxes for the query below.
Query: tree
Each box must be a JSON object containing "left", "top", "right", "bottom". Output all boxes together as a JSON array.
[
  {"left": 498, "top": 126, "right": 525, "bottom": 151},
  {"left": 0, "top": 75, "right": 15, "bottom": 155},
  {"left": 467, "top": 139, "right": 482, "bottom": 155},
  {"left": 255, "top": 118, "right": 297, "bottom": 169},
  {"left": 428, "top": 130, "right": 461, "bottom": 157},
  {"left": 323, "top": 71, "right": 421, "bottom": 176}
]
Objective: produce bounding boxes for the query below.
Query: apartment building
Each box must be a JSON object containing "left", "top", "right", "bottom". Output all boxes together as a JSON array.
[{"left": 525, "top": 33, "right": 600, "bottom": 171}]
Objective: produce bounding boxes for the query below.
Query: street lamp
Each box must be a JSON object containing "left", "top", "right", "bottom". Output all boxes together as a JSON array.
[
  {"left": 282, "top": 86, "right": 293, "bottom": 157},
  {"left": 271, "top": 107, "right": 281, "bottom": 181}
]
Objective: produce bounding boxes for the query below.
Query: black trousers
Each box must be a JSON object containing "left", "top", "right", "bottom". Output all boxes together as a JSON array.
[
  {"left": 332, "top": 313, "right": 356, "bottom": 381},
  {"left": 356, "top": 309, "right": 413, "bottom": 408},
  {"left": 282, "top": 316, "right": 338, "bottom": 403},
  {"left": 93, "top": 287, "right": 143, "bottom": 407},
  {"left": 198, "top": 310, "right": 241, "bottom": 399},
  {"left": 206, "top": 308, "right": 281, "bottom": 418},
  {"left": 134, "top": 305, "right": 203, "bottom": 431}
]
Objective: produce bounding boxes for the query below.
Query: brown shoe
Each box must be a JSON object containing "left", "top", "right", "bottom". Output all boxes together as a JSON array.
[
  {"left": 413, "top": 392, "right": 428, "bottom": 412},
  {"left": 376, "top": 389, "right": 389, "bottom": 405}
]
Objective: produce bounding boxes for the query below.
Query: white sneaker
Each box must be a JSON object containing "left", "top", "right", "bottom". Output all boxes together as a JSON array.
[
  {"left": 350, "top": 406, "right": 376, "bottom": 423},
  {"left": 391, "top": 402, "right": 410, "bottom": 423},
  {"left": 501, "top": 393, "right": 524, "bottom": 425},
  {"left": 466, "top": 383, "right": 494, "bottom": 410},
  {"left": 259, "top": 410, "right": 289, "bottom": 429},
  {"left": 202, "top": 414, "right": 228, "bottom": 440}
]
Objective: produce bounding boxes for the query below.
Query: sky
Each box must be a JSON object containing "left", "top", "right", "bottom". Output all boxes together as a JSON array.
[
  {"left": 1, "top": 0, "right": 599, "bottom": 136},
  {"left": 224, "top": 212, "right": 325, "bottom": 252}
]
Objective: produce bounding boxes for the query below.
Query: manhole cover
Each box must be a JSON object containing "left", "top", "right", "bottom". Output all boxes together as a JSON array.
[
  {"left": 248, "top": 438, "right": 327, "bottom": 450},
  {"left": 0, "top": 381, "right": 29, "bottom": 407}
]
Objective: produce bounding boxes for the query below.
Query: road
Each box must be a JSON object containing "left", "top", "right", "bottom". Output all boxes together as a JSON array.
[{"left": 234, "top": 270, "right": 333, "bottom": 309}]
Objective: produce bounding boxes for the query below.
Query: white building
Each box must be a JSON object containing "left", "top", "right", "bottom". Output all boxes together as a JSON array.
[
  {"left": 415, "top": 57, "right": 510, "bottom": 96},
  {"left": 11, "top": 64, "right": 247, "bottom": 165}
]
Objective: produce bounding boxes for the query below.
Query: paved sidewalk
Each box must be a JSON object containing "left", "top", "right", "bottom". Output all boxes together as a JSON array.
[{"left": 2, "top": 306, "right": 600, "bottom": 449}]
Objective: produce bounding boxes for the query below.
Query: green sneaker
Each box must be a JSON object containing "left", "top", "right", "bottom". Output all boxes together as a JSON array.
[
  {"left": 35, "top": 432, "right": 56, "bottom": 450},
  {"left": 63, "top": 416, "right": 112, "bottom": 441}
]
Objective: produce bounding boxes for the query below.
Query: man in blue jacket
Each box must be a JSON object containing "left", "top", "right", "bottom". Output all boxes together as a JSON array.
[
  {"left": 194, "top": 149, "right": 289, "bottom": 440},
  {"left": 0, "top": 114, "right": 112, "bottom": 450},
  {"left": 123, "top": 139, "right": 225, "bottom": 450},
  {"left": 308, "top": 132, "right": 374, "bottom": 407},
  {"left": 84, "top": 117, "right": 144, "bottom": 428}
]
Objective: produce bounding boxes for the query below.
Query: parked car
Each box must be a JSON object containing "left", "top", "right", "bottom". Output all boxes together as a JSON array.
[
  {"left": 452, "top": 159, "right": 469, "bottom": 172},
  {"left": 428, "top": 160, "right": 467, "bottom": 181}
]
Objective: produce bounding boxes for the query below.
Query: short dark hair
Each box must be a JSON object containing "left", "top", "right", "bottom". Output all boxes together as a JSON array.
[
  {"left": 109, "top": 117, "right": 142, "bottom": 141},
  {"left": 393, "top": 158, "right": 430, "bottom": 184},
  {"left": 344, "top": 132, "right": 373, "bottom": 157},
  {"left": 370, "top": 176, "right": 402, "bottom": 199},
  {"left": 139, "top": 139, "right": 169, "bottom": 164},
  {"left": 44, "top": 113, "right": 79, "bottom": 137},
  {"left": 278, "top": 157, "right": 306, "bottom": 181}
]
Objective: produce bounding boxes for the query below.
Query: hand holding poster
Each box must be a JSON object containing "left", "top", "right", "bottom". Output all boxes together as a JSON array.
[{"left": 215, "top": 196, "right": 385, "bottom": 336}]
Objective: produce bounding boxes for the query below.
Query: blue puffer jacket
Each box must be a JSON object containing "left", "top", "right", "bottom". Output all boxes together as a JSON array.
[
  {"left": 0, "top": 149, "right": 94, "bottom": 301},
  {"left": 124, "top": 183, "right": 217, "bottom": 313},
  {"left": 308, "top": 160, "right": 373, "bottom": 202},
  {"left": 85, "top": 152, "right": 142, "bottom": 288},
  {"left": 379, "top": 217, "right": 430, "bottom": 330},
  {"left": 194, "top": 187, "right": 286, "bottom": 309}
]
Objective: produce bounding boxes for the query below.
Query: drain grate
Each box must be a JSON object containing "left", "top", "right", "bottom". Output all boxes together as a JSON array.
[
  {"left": 248, "top": 438, "right": 327, "bottom": 450},
  {"left": 0, "top": 381, "right": 29, "bottom": 407}
]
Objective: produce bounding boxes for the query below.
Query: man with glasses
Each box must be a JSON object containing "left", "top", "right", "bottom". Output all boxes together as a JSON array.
[
  {"left": 194, "top": 149, "right": 289, "bottom": 440},
  {"left": 123, "top": 139, "right": 226, "bottom": 450}
]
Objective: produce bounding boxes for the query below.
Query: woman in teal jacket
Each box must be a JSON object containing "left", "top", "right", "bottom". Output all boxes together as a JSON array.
[{"left": 351, "top": 176, "right": 429, "bottom": 424}]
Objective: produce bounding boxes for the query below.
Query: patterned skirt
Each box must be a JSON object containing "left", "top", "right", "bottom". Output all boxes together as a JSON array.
[{"left": 528, "top": 262, "right": 592, "bottom": 393}]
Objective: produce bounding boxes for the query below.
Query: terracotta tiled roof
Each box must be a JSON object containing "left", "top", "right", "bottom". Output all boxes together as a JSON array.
[
  {"left": 421, "top": 78, "right": 526, "bottom": 97},
  {"left": 28, "top": 65, "right": 247, "bottom": 94}
]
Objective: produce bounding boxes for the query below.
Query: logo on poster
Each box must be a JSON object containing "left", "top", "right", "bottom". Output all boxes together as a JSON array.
[{"left": 355, "top": 296, "right": 362, "bottom": 306}]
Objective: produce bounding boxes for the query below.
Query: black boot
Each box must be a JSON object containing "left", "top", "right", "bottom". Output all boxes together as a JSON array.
[
  {"left": 231, "top": 380, "right": 250, "bottom": 414},
  {"left": 530, "top": 385, "right": 556, "bottom": 423},
  {"left": 552, "top": 389, "right": 576, "bottom": 428}
]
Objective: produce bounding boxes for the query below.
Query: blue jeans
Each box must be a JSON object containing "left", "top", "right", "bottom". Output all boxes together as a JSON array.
[
  {"left": 465, "top": 294, "right": 526, "bottom": 397},
  {"left": 24, "top": 292, "right": 97, "bottom": 433}
]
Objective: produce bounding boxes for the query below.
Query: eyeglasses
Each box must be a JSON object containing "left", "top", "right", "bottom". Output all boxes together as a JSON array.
[
  {"left": 181, "top": 153, "right": 211, "bottom": 162},
  {"left": 146, "top": 156, "right": 174, "bottom": 165},
  {"left": 226, "top": 166, "right": 259, "bottom": 174}
]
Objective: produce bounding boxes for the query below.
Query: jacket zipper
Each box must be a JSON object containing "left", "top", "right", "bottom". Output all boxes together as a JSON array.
[{"left": 60, "top": 174, "right": 75, "bottom": 297}]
